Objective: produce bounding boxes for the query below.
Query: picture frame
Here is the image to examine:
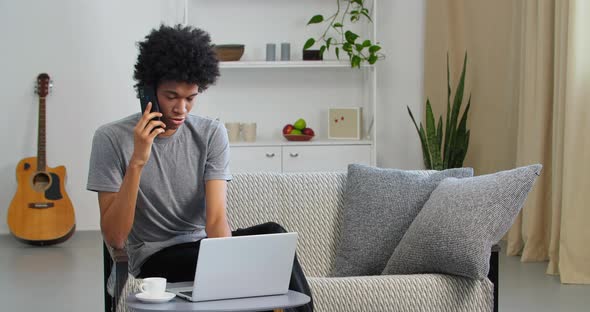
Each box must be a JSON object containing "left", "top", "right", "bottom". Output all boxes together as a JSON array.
[{"left": 328, "top": 107, "right": 362, "bottom": 140}]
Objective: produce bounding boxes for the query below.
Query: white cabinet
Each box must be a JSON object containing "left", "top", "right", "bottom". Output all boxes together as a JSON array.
[
  {"left": 230, "top": 146, "right": 282, "bottom": 173},
  {"left": 230, "top": 143, "right": 372, "bottom": 173},
  {"left": 282, "top": 145, "right": 371, "bottom": 172}
]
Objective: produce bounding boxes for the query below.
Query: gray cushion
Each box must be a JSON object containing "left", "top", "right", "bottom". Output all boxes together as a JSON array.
[
  {"left": 382, "top": 164, "right": 542, "bottom": 279},
  {"left": 332, "top": 164, "right": 474, "bottom": 277}
]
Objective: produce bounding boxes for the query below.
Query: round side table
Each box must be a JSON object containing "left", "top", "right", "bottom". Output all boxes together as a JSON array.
[{"left": 127, "top": 290, "right": 310, "bottom": 312}]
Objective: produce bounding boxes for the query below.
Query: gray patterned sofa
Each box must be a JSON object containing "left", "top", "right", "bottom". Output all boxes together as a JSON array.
[{"left": 104, "top": 172, "right": 496, "bottom": 312}]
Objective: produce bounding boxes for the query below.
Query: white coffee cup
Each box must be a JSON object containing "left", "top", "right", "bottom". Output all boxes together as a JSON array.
[
  {"left": 140, "top": 277, "right": 167, "bottom": 297},
  {"left": 225, "top": 122, "right": 241, "bottom": 143},
  {"left": 241, "top": 122, "right": 257, "bottom": 142}
]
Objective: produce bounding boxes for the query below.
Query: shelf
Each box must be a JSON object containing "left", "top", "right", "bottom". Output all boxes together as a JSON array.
[
  {"left": 219, "top": 60, "right": 374, "bottom": 69},
  {"left": 230, "top": 139, "right": 373, "bottom": 147}
]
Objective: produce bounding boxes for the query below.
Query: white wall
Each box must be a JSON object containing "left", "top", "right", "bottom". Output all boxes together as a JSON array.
[
  {"left": 0, "top": 0, "right": 425, "bottom": 234},
  {"left": 376, "top": 0, "right": 426, "bottom": 169},
  {"left": 0, "top": 0, "right": 166, "bottom": 234}
]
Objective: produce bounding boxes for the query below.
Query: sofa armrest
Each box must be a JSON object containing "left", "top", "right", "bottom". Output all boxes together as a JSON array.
[
  {"left": 489, "top": 243, "right": 501, "bottom": 312},
  {"left": 103, "top": 242, "right": 129, "bottom": 312},
  {"left": 308, "top": 274, "right": 493, "bottom": 312},
  {"left": 106, "top": 244, "right": 129, "bottom": 263},
  {"left": 492, "top": 243, "right": 501, "bottom": 253}
]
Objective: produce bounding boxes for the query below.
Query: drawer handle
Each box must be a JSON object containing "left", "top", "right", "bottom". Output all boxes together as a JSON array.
[
  {"left": 265, "top": 153, "right": 276, "bottom": 158},
  {"left": 289, "top": 153, "right": 299, "bottom": 157}
]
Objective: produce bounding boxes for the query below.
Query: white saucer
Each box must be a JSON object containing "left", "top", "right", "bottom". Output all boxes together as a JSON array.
[{"left": 135, "top": 291, "right": 176, "bottom": 303}]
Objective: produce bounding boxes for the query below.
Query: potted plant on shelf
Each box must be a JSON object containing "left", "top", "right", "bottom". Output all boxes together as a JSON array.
[
  {"left": 407, "top": 53, "right": 471, "bottom": 170},
  {"left": 304, "top": 0, "right": 384, "bottom": 68}
]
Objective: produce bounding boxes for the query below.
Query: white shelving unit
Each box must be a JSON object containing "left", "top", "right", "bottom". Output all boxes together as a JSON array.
[
  {"left": 184, "top": 0, "right": 379, "bottom": 172},
  {"left": 229, "top": 139, "right": 373, "bottom": 147},
  {"left": 219, "top": 60, "right": 374, "bottom": 69}
]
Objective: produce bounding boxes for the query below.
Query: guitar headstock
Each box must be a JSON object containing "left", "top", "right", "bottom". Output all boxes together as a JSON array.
[{"left": 35, "top": 73, "right": 52, "bottom": 98}]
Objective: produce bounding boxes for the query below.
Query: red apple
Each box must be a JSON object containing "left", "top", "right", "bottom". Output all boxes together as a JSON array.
[
  {"left": 283, "top": 124, "right": 294, "bottom": 134},
  {"left": 302, "top": 127, "right": 315, "bottom": 136}
]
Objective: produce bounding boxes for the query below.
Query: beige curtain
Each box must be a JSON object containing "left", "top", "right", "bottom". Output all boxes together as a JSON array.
[{"left": 424, "top": 0, "right": 590, "bottom": 284}]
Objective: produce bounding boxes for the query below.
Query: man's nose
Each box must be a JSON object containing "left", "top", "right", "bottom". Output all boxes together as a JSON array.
[{"left": 173, "top": 100, "right": 188, "bottom": 113}]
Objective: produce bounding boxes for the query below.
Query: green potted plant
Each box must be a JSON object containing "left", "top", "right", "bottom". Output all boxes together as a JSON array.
[
  {"left": 407, "top": 53, "right": 471, "bottom": 170},
  {"left": 304, "top": 0, "right": 384, "bottom": 68}
]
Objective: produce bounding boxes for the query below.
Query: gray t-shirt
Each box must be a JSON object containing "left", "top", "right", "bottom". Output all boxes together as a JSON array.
[{"left": 87, "top": 113, "right": 232, "bottom": 276}]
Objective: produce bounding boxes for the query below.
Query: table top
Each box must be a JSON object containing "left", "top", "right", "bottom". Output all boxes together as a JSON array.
[{"left": 127, "top": 290, "right": 310, "bottom": 312}]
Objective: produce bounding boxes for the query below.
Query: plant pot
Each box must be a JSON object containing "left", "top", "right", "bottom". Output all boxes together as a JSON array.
[{"left": 303, "top": 49, "right": 323, "bottom": 61}]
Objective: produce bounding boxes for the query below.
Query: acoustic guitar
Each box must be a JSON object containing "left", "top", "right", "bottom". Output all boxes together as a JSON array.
[{"left": 7, "top": 73, "right": 76, "bottom": 245}]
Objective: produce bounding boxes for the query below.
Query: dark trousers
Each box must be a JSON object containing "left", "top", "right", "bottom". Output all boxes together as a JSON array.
[{"left": 138, "top": 222, "right": 313, "bottom": 312}]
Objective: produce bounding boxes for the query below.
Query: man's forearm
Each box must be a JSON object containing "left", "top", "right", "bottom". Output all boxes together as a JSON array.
[
  {"left": 206, "top": 219, "right": 232, "bottom": 238},
  {"left": 101, "top": 163, "right": 143, "bottom": 248}
]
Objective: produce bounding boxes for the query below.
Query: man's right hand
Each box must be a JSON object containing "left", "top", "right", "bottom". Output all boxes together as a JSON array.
[{"left": 131, "top": 102, "right": 166, "bottom": 167}]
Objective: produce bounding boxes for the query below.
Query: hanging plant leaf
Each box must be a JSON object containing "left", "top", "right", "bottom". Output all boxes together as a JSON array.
[
  {"left": 303, "top": 38, "right": 315, "bottom": 50},
  {"left": 369, "top": 45, "right": 381, "bottom": 53},
  {"left": 326, "top": 37, "right": 333, "bottom": 50},
  {"left": 345, "top": 31, "right": 359, "bottom": 43},
  {"left": 368, "top": 54, "right": 378, "bottom": 64},
  {"left": 361, "top": 8, "right": 372, "bottom": 22},
  {"left": 343, "top": 42, "right": 353, "bottom": 52},
  {"left": 352, "top": 55, "right": 362, "bottom": 68},
  {"left": 307, "top": 15, "right": 324, "bottom": 25}
]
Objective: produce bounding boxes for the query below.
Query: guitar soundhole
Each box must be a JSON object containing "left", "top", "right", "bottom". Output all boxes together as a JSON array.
[{"left": 32, "top": 172, "right": 51, "bottom": 192}]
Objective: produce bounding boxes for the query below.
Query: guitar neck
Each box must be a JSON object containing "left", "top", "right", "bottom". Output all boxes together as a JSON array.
[{"left": 37, "top": 97, "right": 46, "bottom": 171}]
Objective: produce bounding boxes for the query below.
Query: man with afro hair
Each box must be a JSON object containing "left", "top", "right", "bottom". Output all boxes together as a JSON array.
[{"left": 87, "top": 24, "right": 312, "bottom": 311}]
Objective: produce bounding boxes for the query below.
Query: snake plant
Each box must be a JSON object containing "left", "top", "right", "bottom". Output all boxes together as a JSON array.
[{"left": 408, "top": 53, "right": 471, "bottom": 170}]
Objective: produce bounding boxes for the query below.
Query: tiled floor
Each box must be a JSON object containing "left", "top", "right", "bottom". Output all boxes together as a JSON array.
[{"left": 0, "top": 231, "right": 588, "bottom": 311}]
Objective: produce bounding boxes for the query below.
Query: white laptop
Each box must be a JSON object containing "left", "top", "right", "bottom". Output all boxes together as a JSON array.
[{"left": 167, "top": 232, "right": 298, "bottom": 302}]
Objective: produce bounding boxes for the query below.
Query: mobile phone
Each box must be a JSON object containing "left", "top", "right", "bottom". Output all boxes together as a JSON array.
[{"left": 138, "top": 84, "right": 161, "bottom": 121}]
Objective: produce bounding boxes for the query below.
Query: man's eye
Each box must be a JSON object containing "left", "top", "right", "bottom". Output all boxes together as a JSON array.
[
  {"left": 187, "top": 97, "right": 194, "bottom": 102},
  {"left": 167, "top": 96, "right": 176, "bottom": 100}
]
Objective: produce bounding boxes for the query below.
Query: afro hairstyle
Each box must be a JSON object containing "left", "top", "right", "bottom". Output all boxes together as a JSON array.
[{"left": 133, "top": 24, "right": 219, "bottom": 95}]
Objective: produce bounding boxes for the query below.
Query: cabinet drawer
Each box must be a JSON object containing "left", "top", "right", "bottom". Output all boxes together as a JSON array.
[
  {"left": 283, "top": 145, "right": 371, "bottom": 172},
  {"left": 229, "top": 146, "right": 282, "bottom": 173}
]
